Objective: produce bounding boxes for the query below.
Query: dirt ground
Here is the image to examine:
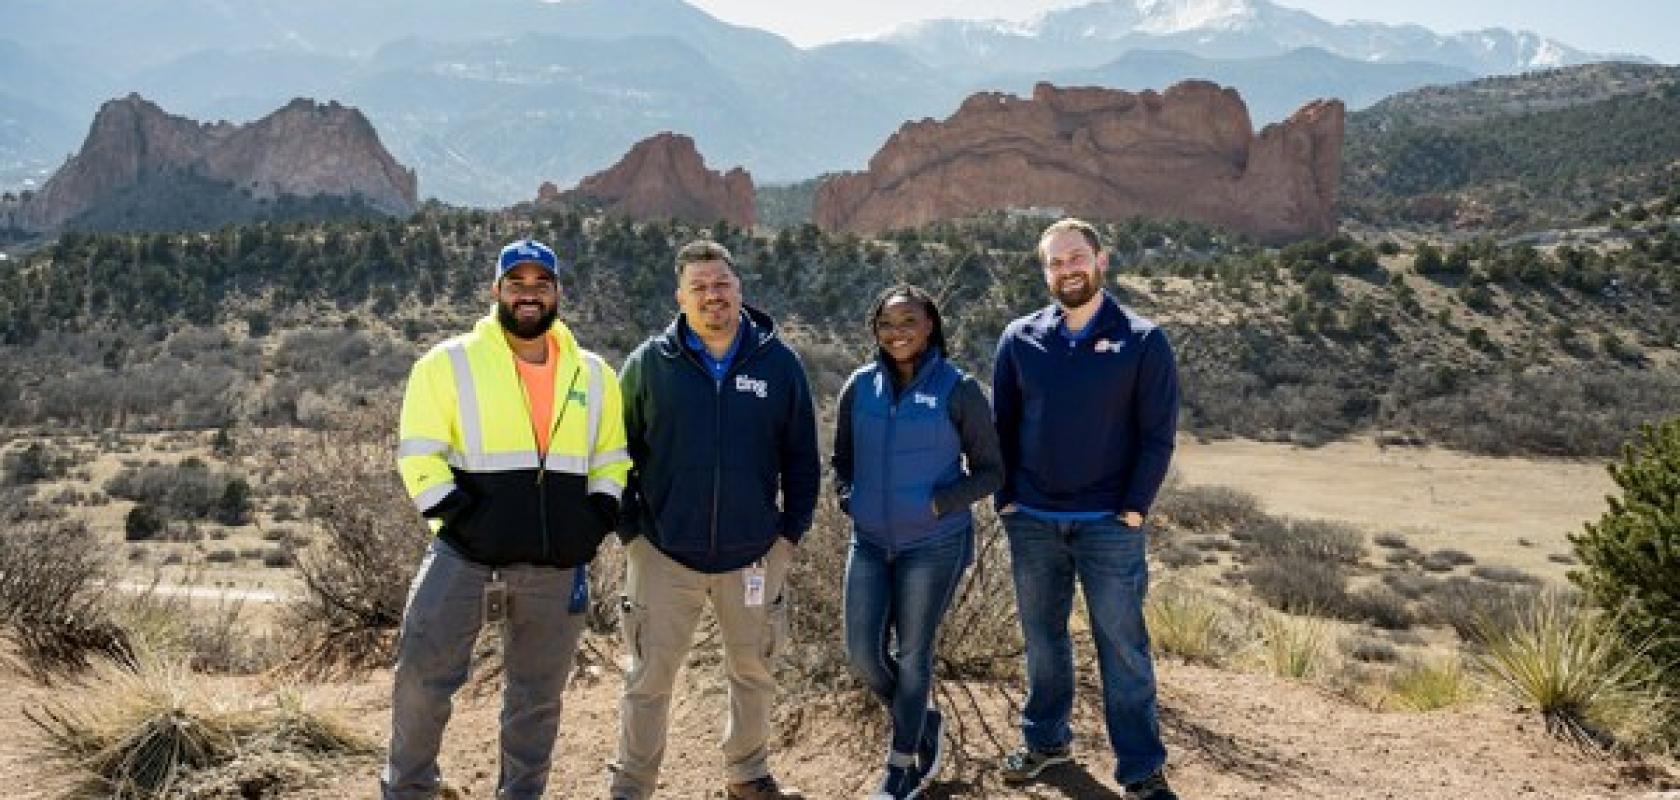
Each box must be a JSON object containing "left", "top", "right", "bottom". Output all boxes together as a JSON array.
[
  {"left": 1172, "top": 436, "right": 1614, "bottom": 582},
  {"left": 264, "top": 641, "right": 1669, "bottom": 799},
  {"left": 5, "top": 435, "right": 1671, "bottom": 798}
]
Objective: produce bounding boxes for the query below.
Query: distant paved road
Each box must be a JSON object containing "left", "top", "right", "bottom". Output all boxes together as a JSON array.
[{"left": 114, "top": 582, "right": 286, "bottom": 603}]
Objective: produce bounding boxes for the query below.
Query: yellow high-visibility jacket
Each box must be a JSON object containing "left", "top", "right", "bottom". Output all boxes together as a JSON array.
[{"left": 397, "top": 314, "right": 630, "bottom": 568}]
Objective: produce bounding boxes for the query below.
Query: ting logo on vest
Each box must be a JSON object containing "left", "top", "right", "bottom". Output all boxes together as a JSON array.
[
  {"left": 912, "top": 392, "right": 938, "bottom": 410},
  {"left": 734, "top": 374, "right": 768, "bottom": 398},
  {"left": 1094, "top": 339, "right": 1127, "bottom": 354}
]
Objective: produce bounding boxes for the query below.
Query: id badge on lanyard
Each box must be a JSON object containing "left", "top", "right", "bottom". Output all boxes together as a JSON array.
[
  {"left": 484, "top": 571, "right": 509, "bottom": 626},
  {"left": 743, "top": 559, "right": 766, "bottom": 607}
]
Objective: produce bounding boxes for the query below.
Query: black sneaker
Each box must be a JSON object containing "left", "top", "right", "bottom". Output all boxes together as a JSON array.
[
  {"left": 1123, "top": 770, "right": 1178, "bottom": 800},
  {"left": 999, "top": 744, "right": 1072, "bottom": 784},
  {"left": 917, "top": 707, "right": 947, "bottom": 782},
  {"left": 866, "top": 762, "right": 925, "bottom": 800}
]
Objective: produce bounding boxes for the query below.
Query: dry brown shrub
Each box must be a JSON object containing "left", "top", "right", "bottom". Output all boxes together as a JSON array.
[
  {"left": 0, "top": 519, "right": 130, "bottom": 677},
  {"left": 282, "top": 409, "right": 428, "bottom": 674}
]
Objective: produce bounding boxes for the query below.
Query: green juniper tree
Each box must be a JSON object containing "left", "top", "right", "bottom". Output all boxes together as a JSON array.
[{"left": 1569, "top": 417, "right": 1680, "bottom": 686}]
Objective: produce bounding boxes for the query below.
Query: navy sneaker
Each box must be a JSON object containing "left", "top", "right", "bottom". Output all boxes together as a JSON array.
[
  {"left": 1123, "top": 769, "right": 1179, "bottom": 800},
  {"left": 866, "top": 762, "right": 924, "bottom": 800},
  {"left": 917, "top": 707, "right": 947, "bottom": 783},
  {"left": 999, "top": 744, "right": 1072, "bottom": 784}
]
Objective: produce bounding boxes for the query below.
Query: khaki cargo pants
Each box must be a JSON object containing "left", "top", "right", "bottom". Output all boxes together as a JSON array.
[{"left": 609, "top": 536, "right": 793, "bottom": 799}]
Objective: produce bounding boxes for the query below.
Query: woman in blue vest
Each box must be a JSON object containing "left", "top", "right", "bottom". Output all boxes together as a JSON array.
[{"left": 832, "top": 284, "right": 1004, "bottom": 800}]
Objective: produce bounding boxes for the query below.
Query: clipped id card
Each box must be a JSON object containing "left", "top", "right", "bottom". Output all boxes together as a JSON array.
[
  {"left": 743, "top": 563, "right": 766, "bottom": 607},
  {"left": 483, "top": 573, "right": 509, "bottom": 626}
]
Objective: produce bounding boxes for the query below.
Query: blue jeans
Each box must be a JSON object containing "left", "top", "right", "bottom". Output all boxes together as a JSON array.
[
  {"left": 843, "top": 529, "right": 971, "bottom": 757},
  {"left": 1003, "top": 512, "right": 1166, "bottom": 785}
]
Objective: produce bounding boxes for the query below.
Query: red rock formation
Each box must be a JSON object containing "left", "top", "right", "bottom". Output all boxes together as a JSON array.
[
  {"left": 10, "top": 94, "right": 416, "bottom": 232},
  {"left": 558, "top": 133, "right": 754, "bottom": 228},
  {"left": 813, "top": 82, "right": 1344, "bottom": 243}
]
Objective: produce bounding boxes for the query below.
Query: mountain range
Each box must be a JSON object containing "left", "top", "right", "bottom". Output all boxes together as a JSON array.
[
  {"left": 0, "top": 0, "right": 1652, "bottom": 207},
  {"left": 881, "top": 0, "right": 1623, "bottom": 78}
]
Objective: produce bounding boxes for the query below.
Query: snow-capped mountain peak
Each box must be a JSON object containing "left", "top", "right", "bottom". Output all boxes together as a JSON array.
[
  {"left": 1132, "top": 0, "right": 1258, "bottom": 35},
  {"left": 879, "top": 0, "right": 1635, "bottom": 77}
]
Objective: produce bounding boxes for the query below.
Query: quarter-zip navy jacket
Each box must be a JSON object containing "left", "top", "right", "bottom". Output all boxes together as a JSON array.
[
  {"left": 991, "top": 290, "right": 1179, "bottom": 516},
  {"left": 618, "top": 305, "right": 821, "bottom": 574}
]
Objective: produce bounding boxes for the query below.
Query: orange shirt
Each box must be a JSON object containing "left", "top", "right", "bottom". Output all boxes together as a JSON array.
[{"left": 513, "top": 332, "right": 558, "bottom": 454}]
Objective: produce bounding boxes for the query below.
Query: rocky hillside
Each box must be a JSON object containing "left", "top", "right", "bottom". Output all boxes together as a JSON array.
[
  {"left": 0, "top": 95, "right": 416, "bottom": 235},
  {"left": 815, "top": 82, "right": 1343, "bottom": 244},
  {"left": 1342, "top": 64, "right": 1680, "bottom": 231}
]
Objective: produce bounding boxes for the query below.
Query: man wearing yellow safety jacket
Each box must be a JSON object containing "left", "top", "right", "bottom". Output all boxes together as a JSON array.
[{"left": 382, "top": 238, "right": 630, "bottom": 800}]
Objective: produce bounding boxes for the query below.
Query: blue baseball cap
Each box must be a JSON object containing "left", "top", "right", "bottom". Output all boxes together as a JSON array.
[{"left": 496, "top": 238, "right": 559, "bottom": 280}]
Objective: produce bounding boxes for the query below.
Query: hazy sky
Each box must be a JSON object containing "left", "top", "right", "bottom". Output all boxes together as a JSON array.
[{"left": 687, "top": 0, "right": 1678, "bottom": 64}]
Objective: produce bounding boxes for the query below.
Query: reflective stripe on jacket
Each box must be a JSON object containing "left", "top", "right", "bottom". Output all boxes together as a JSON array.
[{"left": 398, "top": 314, "right": 631, "bottom": 568}]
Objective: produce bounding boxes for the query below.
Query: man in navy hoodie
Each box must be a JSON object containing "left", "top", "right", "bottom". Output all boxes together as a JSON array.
[
  {"left": 992, "top": 218, "right": 1180, "bottom": 800},
  {"left": 609, "top": 240, "right": 819, "bottom": 800}
]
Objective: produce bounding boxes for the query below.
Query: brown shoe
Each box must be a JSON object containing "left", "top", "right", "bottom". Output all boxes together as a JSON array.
[{"left": 725, "top": 775, "right": 802, "bottom": 800}]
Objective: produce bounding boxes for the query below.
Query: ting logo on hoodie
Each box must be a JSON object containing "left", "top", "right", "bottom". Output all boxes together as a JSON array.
[{"left": 734, "top": 374, "right": 769, "bottom": 398}]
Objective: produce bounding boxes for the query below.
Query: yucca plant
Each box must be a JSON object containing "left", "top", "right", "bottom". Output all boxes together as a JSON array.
[
  {"left": 1386, "top": 657, "right": 1473, "bottom": 712},
  {"left": 26, "top": 653, "right": 239, "bottom": 798},
  {"left": 1473, "top": 591, "right": 1670, "bottom": 748},
  {"left": 1261, "top": 612, "right": 1330, "bottom": 680},
  {"left": 26, "top": 652, "right": 375, "bottom": 798}
]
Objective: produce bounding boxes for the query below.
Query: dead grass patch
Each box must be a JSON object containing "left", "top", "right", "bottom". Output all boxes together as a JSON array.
[{"left": 25, "top": 652, "right": 373, "bottom": 798}]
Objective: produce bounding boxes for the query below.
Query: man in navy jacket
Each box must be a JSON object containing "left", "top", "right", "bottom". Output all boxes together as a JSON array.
[
  {"left": 609, "top": 240, "right": 819, "bottom": 800},
  {"left": 992, "top": 218, "right": 1180, "bottom": 800}
]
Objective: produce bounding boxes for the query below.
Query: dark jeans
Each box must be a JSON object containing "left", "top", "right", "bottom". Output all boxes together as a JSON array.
[
  {"left": 1003, "top": 512, "right": 1166, "bottom": 785},
  {"left": 843, "top": 530, "right": 971, "bottom": 757}
]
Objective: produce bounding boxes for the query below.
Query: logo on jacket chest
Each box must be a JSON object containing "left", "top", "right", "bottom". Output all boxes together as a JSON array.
[
  {"left": 1093, "top": 339, "right": 1126, "bottom": 354},
  {"left": 734, "top": 374, "right": 769, "bottom": 398},
  {"left": 911, "top": 391, "right": 938, "bottom": 410}
]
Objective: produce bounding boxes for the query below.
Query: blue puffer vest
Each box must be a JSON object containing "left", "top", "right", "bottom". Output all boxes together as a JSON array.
[{"left": 849, "top": 351, "right": 970, "bottom": 550}]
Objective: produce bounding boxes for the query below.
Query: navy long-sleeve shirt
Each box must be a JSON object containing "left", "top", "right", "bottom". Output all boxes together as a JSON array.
[{"left": 991, "top": 291, "right": 1179, "bottom": 516}]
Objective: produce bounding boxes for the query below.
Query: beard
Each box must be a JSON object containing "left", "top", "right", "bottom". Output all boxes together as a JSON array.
[
  {"left": 1051, "top": 267, "right": 1101, "bottom": 309},
  {"left": 694, "top": 299, "right": 737, "bottom": 332},
  {"left": 497, "top": 299, "right": 557, "bottom": 340}
]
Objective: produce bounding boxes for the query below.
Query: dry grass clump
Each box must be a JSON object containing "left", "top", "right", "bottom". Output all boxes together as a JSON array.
[
  {"left": 1153, "top": 483, "right": 1266, "bottom": 532},
  {"left": 1260, "top": 612, "right": 1331, "bottom": 680},
  {"left": 1385, "top": 657, "right": 1474, "bottom": 712},
  {"left": 1145, "top": 583, "right": 1241, "bottom": 665},
  {"left": 1243, "top": 554, "right": 1350, "bottom": 617},
  {"left": 25, "top": 652, "right": 373, "bottom": 798},
  {"left": 1472, "top": 591, "right": 1672, "bottom": 749},
  {"left": 1341, "top": 636, "right": 1400, "bottom": 664},
  {"left": 111, "top": 583, "right": 283, "bottom": 675},
  {"left": 1236, "top": 517, "right": 1366, "bottom": 564},
  {"left": 1417, "top": 576, "right": 1544, "bottom": 640}
]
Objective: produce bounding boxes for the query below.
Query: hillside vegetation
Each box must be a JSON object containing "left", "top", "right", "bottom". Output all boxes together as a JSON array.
[
  {"left": 0, "top": 208, "right": 1676, "bottom": 457},
  {"left": 1343, "top": 64, "right": 1680, "bottom": 230}
]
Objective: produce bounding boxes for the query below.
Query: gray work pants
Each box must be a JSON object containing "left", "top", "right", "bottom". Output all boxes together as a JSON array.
[{"left": 381, "top": 539, "right": 588, "bottom": 799}]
